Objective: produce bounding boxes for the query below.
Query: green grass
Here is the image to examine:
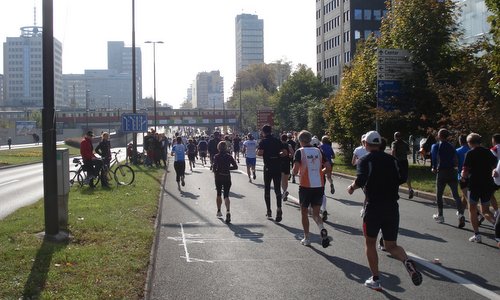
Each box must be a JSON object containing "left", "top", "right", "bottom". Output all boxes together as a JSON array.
[
  {"left": 0, "top": 165, "right": 163, "bottom": 299},
  {"left": 0, "top": 145, "right": 81, "bottom": 166}
]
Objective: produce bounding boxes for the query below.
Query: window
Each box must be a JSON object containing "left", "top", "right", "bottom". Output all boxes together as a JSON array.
[
  {"left": 364, "top": 30, "right": 372, "bottom": 38},
  {"left": 355, "top": 30, "right": 361, "bottom": 40},
  {"left": 364, "top": 9, "right": 371, "bottom": 20},
  {"left": 354, "top": 9, "right": 362, "bottom": 20},
  {"left": 373, "top": 10, "right": 382, "bottom": 21}
]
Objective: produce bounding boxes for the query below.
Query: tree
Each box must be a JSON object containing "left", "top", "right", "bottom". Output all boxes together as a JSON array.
[
  {"left": 272, "top": 64, "right": 332, "bottom": 131},
  {"left": 324, "top": 37, "right": 378, "bottom": 162},
  {"left": 227, "top": 86, "right": 274, "bottom": 131}
]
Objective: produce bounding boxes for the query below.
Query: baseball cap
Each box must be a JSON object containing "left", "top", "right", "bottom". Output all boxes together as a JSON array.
[
  {"left": 86, "top": 130, "right": 94, "bottom": 137},
  {"left": 365, "top": 131, "right": 381, "bottom": 145}
]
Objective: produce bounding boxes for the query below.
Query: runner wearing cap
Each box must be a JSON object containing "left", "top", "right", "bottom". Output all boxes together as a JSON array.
[{"left": 347, "top": 130, "right": 422, "bottom": 290}]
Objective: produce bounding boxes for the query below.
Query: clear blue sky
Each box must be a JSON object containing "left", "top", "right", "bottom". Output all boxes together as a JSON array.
[{"left": 0, "top": 0, "right": 317, "bottom": 108}]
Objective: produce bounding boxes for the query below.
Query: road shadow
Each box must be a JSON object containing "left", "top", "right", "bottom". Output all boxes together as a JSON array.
[
  {"left": 228, "top": 192, "right": 245, "bottom": 199},
  {"left": 226, "top": 222, "right": 265, "bottom": 243},
  {"left": 275, "top": 222, "right": 305, "bottom": 241},
  {"left": 23, "top": 237, "right": 68, "bottom": 298},
  {"left": 162, "top": 188, "right": 212, "bottom": 224},
  {"left": 335, "top": 198, "right": 364, "bottom": 207},
  {"left": 179, "top": 190, "right": 200, "bottom": 200},
  {"left": 398, "top": 227, "right": 446, "bottom": 243},
  {"left": 325, "top": 220, "right": 364, "bottom": 236}
]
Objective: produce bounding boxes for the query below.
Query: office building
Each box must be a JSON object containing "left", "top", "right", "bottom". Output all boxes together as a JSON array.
[
  {"left": 3, "top": 25, "right": 63, "bottom": 107},
  {"left": 454, "top": 0, "right": 491, "bottom": 45},
  {"left": 192, "top": 71, "right": 224, "bottom": 109},
  {"left": 316, "top": 0, "right": 386, "bottom": 87},
  {"left": 107, "top": 41, "right": 142, "bottom": 104},
  {"left": 235, "top": 14, "right": 264, "bottom": 75},
  {"left": 0, "top": 74, "right": 3, "bottom": 105}
]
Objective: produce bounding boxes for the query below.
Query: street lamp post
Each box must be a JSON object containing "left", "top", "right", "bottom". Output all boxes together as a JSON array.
[
  {"left": 85, "top": 89, "right": 90, "bottom": 131},
  {"left": 145, "top": 40, "right": 163, "bottom": 132},
  {"left": 239, "top": 77, "right": 242, "bottom": 133}
]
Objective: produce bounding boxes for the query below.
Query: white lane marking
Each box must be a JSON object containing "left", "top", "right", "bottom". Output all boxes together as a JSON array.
[
  {"left": 180, "top": 223, "right": 191, "bottom": 262},
  {"left": 407, "top": 252, "right": 500, "bottom": 300},
  {"left": 0, "top": 180, "right": 20, "bottom": 187},
  {"left": 287, "top": 195, "right": 300, "bottom": 206}
]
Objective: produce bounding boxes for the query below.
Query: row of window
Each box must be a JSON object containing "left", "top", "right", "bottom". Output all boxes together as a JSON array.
[
  {"left": 318, "top": 30, "right": 350, "bottom": 54},
  {"left": 8, "top": 41, "right": 42, "bottom": 46},
  {"left": 323, "top": 0, "right": 340, "bottom": 15},
  {"left": 321, "top": 16, "right": 341, "bottom": 36},
  {"left": 7, "top": 47, "right": 42, "bottom": 52},
  {"left": 354, "top": 30, "right": 381, "bottom": 40},
  {"left": 316, "top": 51, "right": 351, "bottom": 72},
  {"left": 353, "top": 9, "right": 388, "bottom": 21}
]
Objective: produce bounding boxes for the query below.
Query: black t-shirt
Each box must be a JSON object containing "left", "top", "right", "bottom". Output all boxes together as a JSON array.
[
  {"left": 233, "top": 137, "right": 241, "bottom": 151},
  {"left": 208, "top": 137, "right": 220, "bottom": 155},
  {"left": 463, "top": 146, "right": 497, "bottom": 192},
  {"left": 355, "top": 150, "right": 406, "bottom": 206},
  {"left": 287, "top": 139, "right": 297, "bottom": 151},
  {"left": 258, "top": 134, "right": 287, "bottom": 171},
  {"left": 187, "top": 143, "right": 197, "bottom": 154}
]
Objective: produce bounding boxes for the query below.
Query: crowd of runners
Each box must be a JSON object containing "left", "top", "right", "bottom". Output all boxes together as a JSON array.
[{"left": 164, "top": 124, "right": 500, "bottom": 291}]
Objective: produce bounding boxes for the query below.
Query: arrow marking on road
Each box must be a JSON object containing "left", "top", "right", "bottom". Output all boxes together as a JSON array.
[
  {"left": 407, "top": 252, "right": 500, "bottom": 300},
  {"left": 0, "top": 180, "right": 20, "bottom": 187}
]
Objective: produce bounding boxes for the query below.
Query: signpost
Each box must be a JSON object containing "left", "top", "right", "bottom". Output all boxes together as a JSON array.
[{"left": 121, "top": 113, "right": 148, "bottom": 133}]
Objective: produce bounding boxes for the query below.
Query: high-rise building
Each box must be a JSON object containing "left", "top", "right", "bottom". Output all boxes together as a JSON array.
[
  {"left": 0, "top": 74, "right": 4, "bottom": 105},
  {"left": 235, "top": 14, "right": 264, "bottom": 75},
  {"left": 107, "top": 41, "right": 142, "bottom": 103},
  {"left": 192, "top": 71, "right": 224, "bottom": 109},
  {"left": 3, "top": 25, "right": 63, "bottom": 107},
  {"left": 316, "top": 0, "right": 386, "bottom": 87},
  {"left": 454, "top": 0, "right": 491, "bottom": 45}
]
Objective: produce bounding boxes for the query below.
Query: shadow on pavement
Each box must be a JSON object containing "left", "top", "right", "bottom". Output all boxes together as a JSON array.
[
  {"left": 324, "top": 220, "right": 364, "bottom": 236},
  {"left": 398, "top": 227, "right": 446, "bottom": 243},
  {"left": 226, "top": 222, "right": 265, "bottom": 243},
  {"left": 335, "top": 198, "right": 364, "bottom": 207},
  {"left": 179, "top": 190, "right": 200, "bottom": 200}
]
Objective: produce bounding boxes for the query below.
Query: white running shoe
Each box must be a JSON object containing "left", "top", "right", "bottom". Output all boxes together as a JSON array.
[
  {"left": 469, "top": 234, "right": 482, "bottom": 243},
  {"left": 433, "top": 214, "right": 444, "bottom": 223},
  {"left": 300, "top": 238, "right": 311, "bottom": 246},
  {"left": 364, "top": 276, "right": 382, "bottom": 291},
  {"left": 216, "top": 210, "right": 223, "bottom": 218}
]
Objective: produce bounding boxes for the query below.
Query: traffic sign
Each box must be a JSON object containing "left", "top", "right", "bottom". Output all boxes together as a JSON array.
[
  {"left": 121, "top": 113, "right": 148, "bottom": 132},
  {"left": 377, "top": 48, "right": 412, "bottom": 81},
  {"left": 377, "top": 80, "right": 401, "bottom": 111}
]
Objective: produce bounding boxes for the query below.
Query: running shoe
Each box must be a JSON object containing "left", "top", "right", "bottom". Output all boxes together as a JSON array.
[
  {"left": 478, "top": 213, "right": 485, "bottom": 225},
  {"left": 249, "top": 178, "right": 252, "bottom": 183},
  {"left": 292, "top": 176, "right": 296, "bottom": 184},
  {"left": 320, "top": 228, "right": 330, "bottom": 248},
  {"left": 275, "top": 209, "right": 283, "bottom": 223},
  {"left": 404, "top": 259, "right": 423, "bottom": 286},
  {"left": 181, "top": 177, "right": 185, "bottom": 187},
  {"left": 330, "top": 183, "right": 335, "bottom": 195},
  {"left": 322, "top": 210, "right": 328, "bottom": 222},
  {"left": 225, "top": 212, "right": 231, "bottom": 224},
  {"left": 469, "top": 234, "right": 481, "bottom": 243},
  {"left": 282, "top": 191, "right": 289, "bottom": 202},
  {"left": 457, "top": 213, "right": 465, "bottom": 229},
  {"left": 253, "top": 172, "right": 256, "bottom": 180},
  {"left": 409, "top": 189, "right": 414, "bottom": 199},
  {"left": 300, "top": 238, "right": 311, "bottom": 246},
  {"left": 378, "top": 236, "right": 386, "bottom": 251},
  {"left": 266, "top": 210, "right": 273, "bottom": 220},
  {"left": 216, "top": 210, "right": 222, "bottom": 218},
  {"left": 432, "top": 214, "right": 444, "bottom": 223},
  {"left": 364, "top": 276, "right": 382, "bottom": 291}
]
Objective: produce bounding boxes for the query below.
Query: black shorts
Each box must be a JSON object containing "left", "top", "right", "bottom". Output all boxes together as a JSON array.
[
  {"left": 298, "top": 187, "right": 324, "bottom": 208},
  {"left": 397, "top": 159, "right": 409, "bottom": 179},
  {"left": 363, "top": 204, "right": 399, "bottom": 241},
  {"left": 199, "top": 151, "right": 207, "bottom": 157},
  {"left": 215, "top": 176, "right": 232, "bottom": 198},
  {"left": 188, "top": 154, "right": 196, "bottom": 161},
  {"left": 459, "top": 178, "right": 469, "bottom": 190},
  {"left": 280, "top": 162, "right": 290, "bottom": 175}
]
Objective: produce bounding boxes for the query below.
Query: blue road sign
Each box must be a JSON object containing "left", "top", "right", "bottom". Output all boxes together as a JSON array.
[
  {"left": 377, "top": 80, "right": 401, "bottom": 111},
  {"left": 121, "top": 113, "right": 148, "bottom": 132}
]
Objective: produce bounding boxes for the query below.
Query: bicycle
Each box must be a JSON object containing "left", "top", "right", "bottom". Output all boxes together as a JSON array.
[
  {"left": 102, "top": 150, "right": 135, "bottom": 186},
  {"left": 69, "top": 158, "right": 101, "bottom": 187}
]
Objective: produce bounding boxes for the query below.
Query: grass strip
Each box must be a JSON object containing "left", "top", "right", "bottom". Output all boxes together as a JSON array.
[
  {"left": 0, "top": 145, "right": 81, "bottom": 166},
  {"left": 0, "top": 165, "right": 163, "bottom": 299}
]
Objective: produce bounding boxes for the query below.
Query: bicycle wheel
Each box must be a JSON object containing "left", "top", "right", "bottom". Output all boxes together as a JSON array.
[
  {"left": 69, "top": 170, "right": 81, "bottom": 187},
  {"left": 113, "top": 165, "right": 135, "bottom": 185}
]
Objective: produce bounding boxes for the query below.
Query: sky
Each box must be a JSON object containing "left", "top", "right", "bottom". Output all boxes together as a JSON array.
[{"left": 0, "top": 0, "right": 317, "bottom": 109}]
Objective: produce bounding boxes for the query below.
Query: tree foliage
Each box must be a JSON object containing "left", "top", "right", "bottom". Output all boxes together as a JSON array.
[
  {"left": 272, "top": 64, "right": 332, "bottom": 132},
  {"left": 484, "top": 0, "right": 500, "bottom": 96}
]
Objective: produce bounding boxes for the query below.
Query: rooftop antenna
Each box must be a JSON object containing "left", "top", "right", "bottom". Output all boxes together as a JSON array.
[{"left": 33, "top": 0, "right": 37, "bottom": 26}]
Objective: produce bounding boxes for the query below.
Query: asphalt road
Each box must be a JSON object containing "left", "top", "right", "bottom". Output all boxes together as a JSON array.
[{"left": 149, "top": 157, "right": 500, "bottom": 300}]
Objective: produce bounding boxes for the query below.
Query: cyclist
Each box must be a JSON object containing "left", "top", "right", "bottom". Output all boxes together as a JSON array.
[
  {"left": 80, "top": 131, "right": 104, "bottom": 188},
  {"left": 95, "top": 132, "right": 111, "bottom": 187}
]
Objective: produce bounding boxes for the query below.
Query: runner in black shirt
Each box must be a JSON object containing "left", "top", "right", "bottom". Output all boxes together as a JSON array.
[
  {"left": 257, "top": 124, "right": 288, "bottom": 222},
  {"left": 213, "top": 141, "right": 238, "bottom": 224},
  {"left": 347, "top": 130, "right": 422, "bottom": 291}
]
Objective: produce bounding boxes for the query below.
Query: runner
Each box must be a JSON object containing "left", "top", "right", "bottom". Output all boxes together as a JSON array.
[
  {"left": 186, "top": 138, "right": 197, "bottom": 171},
  {"left": 286, "top": 132, "right": 297, "bottom": 183},
  {"left": 461, "top": 133, "right": 497, "bottom": 243},
  {"left": 280, "top": 134, "right": 293, "bottom": 202},
  {"left": 292, "top": 130, "right": 331, "bottom": 248},
  {"left": 347, "top": 130, "right": 422, "bottom": 290},
  {"left": 352, "top": 134, "right": 368, "bottom": 166},
  {"left": 197, "top": 137, "right": 208, "bottom": 166},
  {"left": 212, "top": 141, "right": 238, "bottom": 224},
  {"left": 243, "top": 133, "right": 258, "bottom": 183},
  {"left": 391, "top": 132, "right": 414, "bottom": 199},
  {"left": 257, "top": 124, "right": 288, "bottom": 222},
  {"left": 171, "top": 136, "right": 187, "bottom": 188},
  {"left": 208, "top": 131, "right": 221, "bottom": 170},
  {"left": 319, "top": 135, "right": 335, "bottom": 222},
  {"left": 233, "top": 134, "right": 241, "bottom": 163}
]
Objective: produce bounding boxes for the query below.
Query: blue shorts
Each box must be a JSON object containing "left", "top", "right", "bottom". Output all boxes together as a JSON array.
[{"left": 246, "top": 157, "right": 256, "bottom": 166}]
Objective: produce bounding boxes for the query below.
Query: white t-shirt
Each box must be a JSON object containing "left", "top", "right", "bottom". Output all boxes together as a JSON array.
[
  {"left": 353, "top": 146, "right": 368, "bottom": 164},
  {"left": 494, "top": 160, "right": 500, "bottom": 186},
  {"left": 243, "top": 140, "right": 257, "bottom": 158}
]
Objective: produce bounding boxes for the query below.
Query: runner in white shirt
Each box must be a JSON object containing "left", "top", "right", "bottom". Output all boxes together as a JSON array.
[
  {"left": 243, "top": 133, "right": 258, "bottom": 182},
  {"left": 352, "top": 134, "right": 368, "bottom": 166}
]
